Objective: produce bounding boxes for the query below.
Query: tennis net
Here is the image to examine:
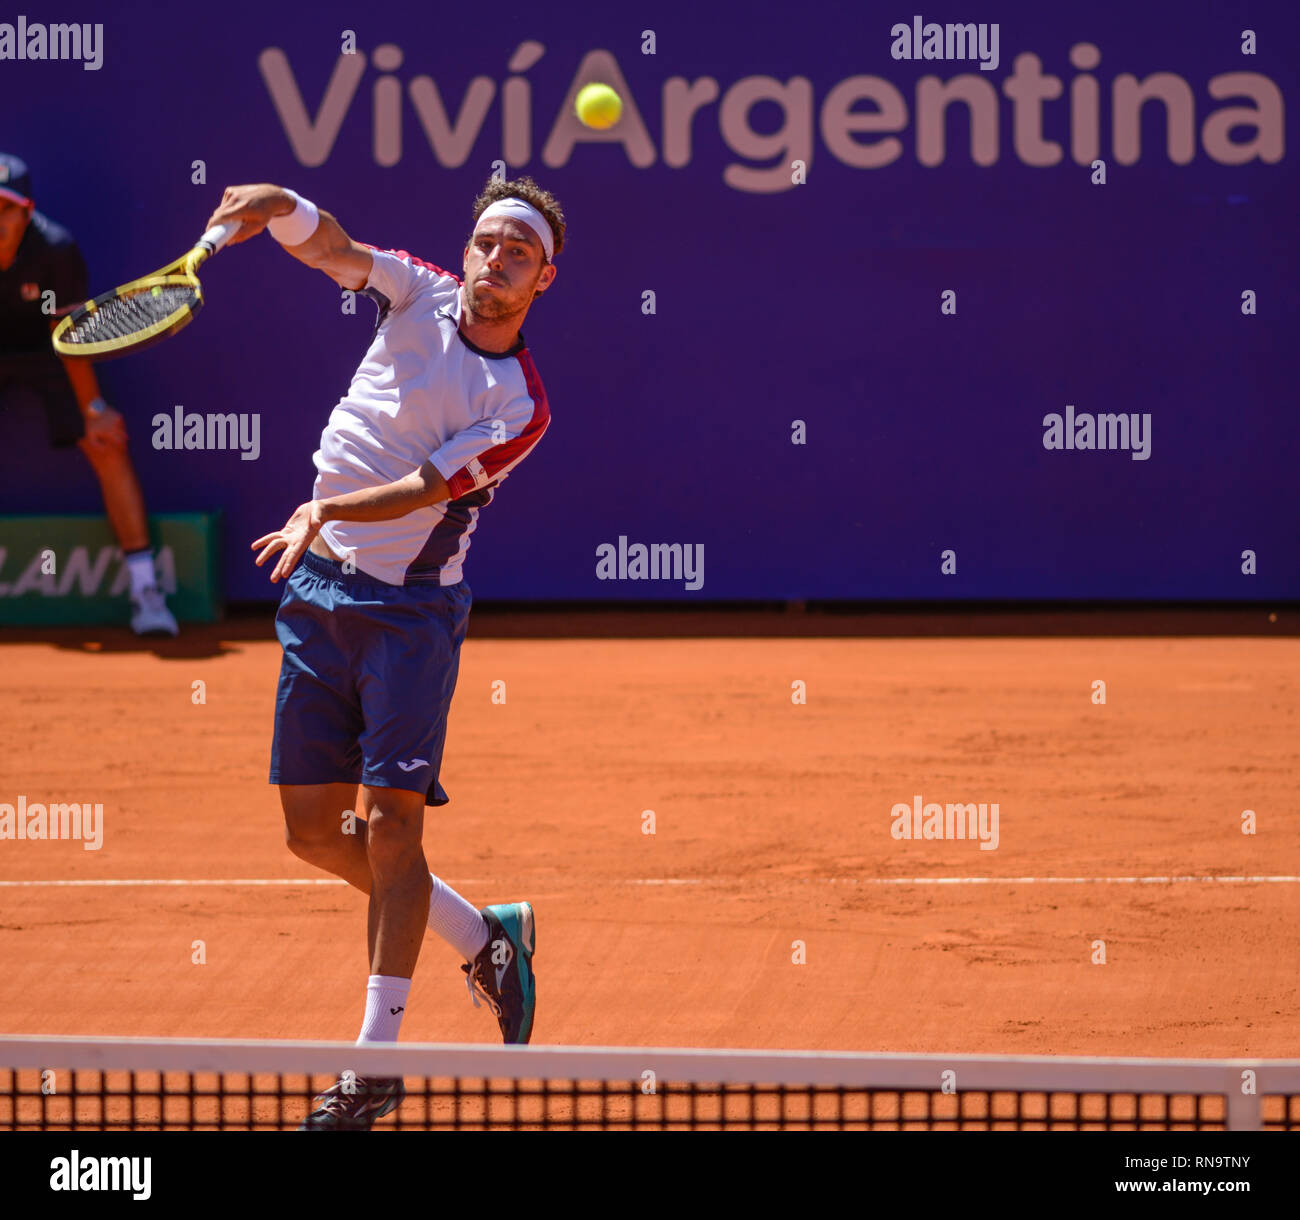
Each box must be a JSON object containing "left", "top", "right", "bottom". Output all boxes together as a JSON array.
[{"left": 2, "top": 1037, "right": 1297, "bottom": 1132}]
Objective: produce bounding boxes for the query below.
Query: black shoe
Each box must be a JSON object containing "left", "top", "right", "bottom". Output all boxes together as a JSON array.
[
  {"left": 462, "top": 902, "right": 536, "bottom": 1044},
  {"left": 298, "top": 1075, "right": 405, "bottom": 1131}
]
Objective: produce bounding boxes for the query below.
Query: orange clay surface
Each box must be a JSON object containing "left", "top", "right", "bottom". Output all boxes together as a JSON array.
[{"left": 1, "top": 619, "right": 1297, "bottom": 1058}]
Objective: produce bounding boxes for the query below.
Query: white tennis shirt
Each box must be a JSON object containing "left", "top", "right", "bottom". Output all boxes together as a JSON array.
[{"left": 312, "top": 248, "right": 550, "bottom": 585}]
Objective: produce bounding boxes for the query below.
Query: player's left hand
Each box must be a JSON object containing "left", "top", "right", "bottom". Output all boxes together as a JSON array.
[{"left": 251, "top": 500, "right": 325, "bottom": 583}]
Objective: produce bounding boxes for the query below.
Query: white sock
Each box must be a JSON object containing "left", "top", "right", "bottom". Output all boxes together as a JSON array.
[
  {"left": 124, "top": 548, "right": 156, "bottom": 598},
  {"left": 356, "top": 974, "right": 411, "bottom": 1044},
  {"left": 427, "top": 872, "right": 489, "bottom": 961}
]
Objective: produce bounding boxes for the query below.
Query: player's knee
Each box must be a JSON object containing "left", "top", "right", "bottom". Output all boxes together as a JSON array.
[
  {"left": 281, "top": 802, "right": 342, "bottom": 856},
  {"left": 78, "top": 436, "right": 129, "bottom": 473},
  {"left": 365, "top": 807, "right": 422, "bottom": 874},
  {"left": 283, "top": 822, "right": 319, "bottom": 860}
]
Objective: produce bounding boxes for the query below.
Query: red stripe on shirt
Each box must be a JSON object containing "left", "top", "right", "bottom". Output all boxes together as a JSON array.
[
  {"left": 358, "top": 244, "right": 463, "bottom": 284},
  {"left": 444, "top": 350, "right": 551, "bottom": 498}
]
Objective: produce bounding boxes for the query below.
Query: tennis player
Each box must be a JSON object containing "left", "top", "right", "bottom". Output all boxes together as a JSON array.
[
  {"left": 0, "top": 154, "right": 178, "bottom": 636},
  {"left": 205, "top": 176, "right": 561, "bottom": 1131}
]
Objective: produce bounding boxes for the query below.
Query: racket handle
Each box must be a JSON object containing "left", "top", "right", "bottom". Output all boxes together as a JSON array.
[{"left": 198, "top": 221, "right": 242, "bottom": 254}]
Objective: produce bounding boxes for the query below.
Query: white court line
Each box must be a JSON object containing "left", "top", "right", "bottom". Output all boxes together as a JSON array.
[
  {"left": 0, "top": 879, "right": 351, "bottom": 888},
  {"left": 1, "top": 876, "right": 1298, "bottom": 888},
  {"left": 636, "top": 876, "right": 1300, "bottom": 885}
]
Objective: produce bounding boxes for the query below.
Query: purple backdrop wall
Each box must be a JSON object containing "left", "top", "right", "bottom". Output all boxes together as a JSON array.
[{"left": 4, "top": 1, "right": 1297, "bottom": 601}]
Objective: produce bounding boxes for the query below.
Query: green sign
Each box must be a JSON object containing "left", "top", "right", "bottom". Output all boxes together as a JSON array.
[{"left": 0, "top": 513, "right": 223, "bottom": 625}]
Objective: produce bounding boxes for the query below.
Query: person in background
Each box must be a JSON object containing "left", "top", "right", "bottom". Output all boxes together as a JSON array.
[{"left": 0, "top": 153, "right": 177, "bottom": 636}]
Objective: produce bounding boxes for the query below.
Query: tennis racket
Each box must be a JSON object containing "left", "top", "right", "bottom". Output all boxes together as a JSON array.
[{"left": 51, "top": 221, "right": 242, "bottom": 360}]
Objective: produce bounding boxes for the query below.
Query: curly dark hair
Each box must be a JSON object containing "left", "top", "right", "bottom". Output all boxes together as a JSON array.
[{"left": 469, "top": 175, "right": 566, "bottom": 262}]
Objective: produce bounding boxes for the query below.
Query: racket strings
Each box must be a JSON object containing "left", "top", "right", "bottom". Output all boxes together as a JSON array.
[{"left": 62, "top": 283, "right": 197, "bottom": 345}]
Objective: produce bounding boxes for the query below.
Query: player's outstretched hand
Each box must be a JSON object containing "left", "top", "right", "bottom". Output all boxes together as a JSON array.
[
  {"left": 252, "top": 500, "right": 325, "bottom": 583},
  {"left": 205, "top": 184, "right": 297, "bottom": 246}
]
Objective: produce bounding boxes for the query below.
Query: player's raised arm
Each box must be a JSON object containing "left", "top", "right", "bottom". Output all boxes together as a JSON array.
[{"left": 204, "top": 184, "right": 373, "bottom": 289}]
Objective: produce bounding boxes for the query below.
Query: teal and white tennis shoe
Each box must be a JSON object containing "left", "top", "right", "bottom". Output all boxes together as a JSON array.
[{"left": 462, "top": 901, "right": 536, "bottom": 1044}]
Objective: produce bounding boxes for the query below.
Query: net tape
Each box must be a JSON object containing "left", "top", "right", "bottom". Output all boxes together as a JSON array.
[{"left": 2, "top": 1039, "right": 1298, "bottom": 1131}]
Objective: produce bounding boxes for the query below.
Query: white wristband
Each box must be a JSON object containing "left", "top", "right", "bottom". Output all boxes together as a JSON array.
[{"left": 267, "top": 190, "right": 320, "bottom": 246}]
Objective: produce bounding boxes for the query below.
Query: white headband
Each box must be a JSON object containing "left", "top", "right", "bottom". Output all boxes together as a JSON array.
[{"left": 476, "top": 198, "right": 554, "bottom": 262}]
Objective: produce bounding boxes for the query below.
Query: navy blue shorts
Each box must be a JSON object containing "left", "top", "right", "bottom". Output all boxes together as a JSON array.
[
  {"left": 0, "top": 353, "right": 85, "bottom": 448},
  {"left": 269, "top": 549, "right": 472, "bottom": 805}
]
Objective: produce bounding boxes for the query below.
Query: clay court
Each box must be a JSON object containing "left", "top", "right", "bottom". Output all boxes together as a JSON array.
[{"left": 2, "top": 608, "right": 1296, "bottom": 1062}]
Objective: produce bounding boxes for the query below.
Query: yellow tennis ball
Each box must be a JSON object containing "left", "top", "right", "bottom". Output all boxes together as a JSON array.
[{"left": 575, "top": 83, "right": 622, "bottom": 129}]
